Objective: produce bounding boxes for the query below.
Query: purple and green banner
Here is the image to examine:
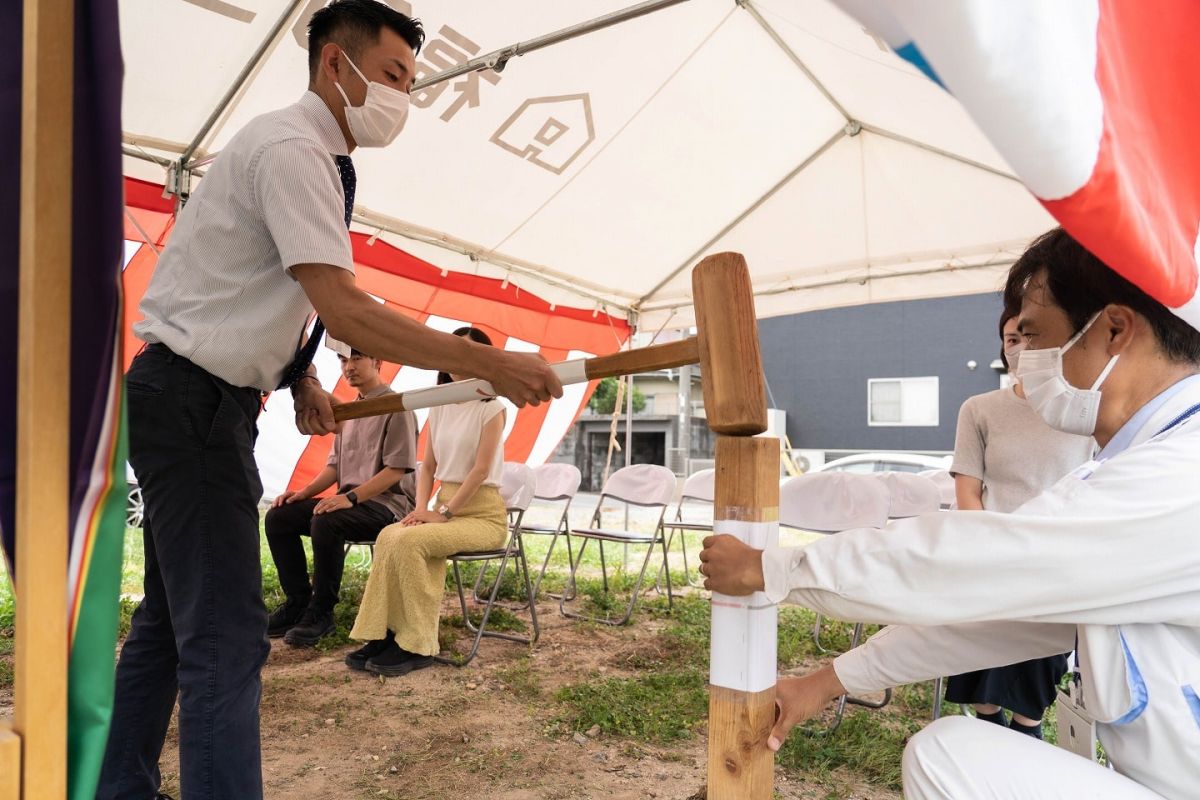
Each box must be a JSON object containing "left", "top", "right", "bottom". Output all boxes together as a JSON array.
[{"left": 1, "top": 1, "right": 126, "bottom": 798}]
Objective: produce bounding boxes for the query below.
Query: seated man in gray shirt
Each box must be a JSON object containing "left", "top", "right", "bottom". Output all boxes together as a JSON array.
[{"left": 265, "top": 349, "right": 417, "bottom": 646}]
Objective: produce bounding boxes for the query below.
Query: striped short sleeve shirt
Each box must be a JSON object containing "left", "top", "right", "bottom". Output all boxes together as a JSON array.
[{"left": 135, "top": 91, "right": 355, "bottom": 391}]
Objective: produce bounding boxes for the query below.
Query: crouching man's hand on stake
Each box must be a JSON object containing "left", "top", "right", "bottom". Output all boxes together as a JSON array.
[
  {"left": 698, "top": 534, "right": 765, "bottom": 595},
  {"left": 768, "top": 665, "right": 847, "bottom": 751}
]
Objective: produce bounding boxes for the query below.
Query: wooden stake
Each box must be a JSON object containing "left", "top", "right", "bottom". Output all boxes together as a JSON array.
[
  {"left": 15, "top": 0, "right": 74, "bottom": 796},
  {"left": 707, "top": 436, "right": 778, "bottom": 800},
  {"left": 0, "top": 726, "right": 19, "bottom": 800}
]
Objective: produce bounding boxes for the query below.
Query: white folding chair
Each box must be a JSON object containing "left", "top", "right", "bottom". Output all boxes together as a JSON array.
[
  {"left": 559, "top": 464, "right": 678, "bottom": 626},
  {"left": 780, "top": 472, "right": 891, "bottom": 731},
  {"left": 919, "top": 468, "right": 957, "bottom": 510},
  {"left": 661, "top": 468, "right": 715, "bottom": 588},
  {"left": 519, "top": 463, "right": 583, "bottom": 601},
  {"left": 442, "top": 462, "right": 540, "bottom": 666}
]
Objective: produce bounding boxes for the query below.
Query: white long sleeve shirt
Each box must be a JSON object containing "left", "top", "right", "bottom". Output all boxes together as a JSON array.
[{"left": 762, "top": 376, "right": 1200, "bottom": 799}]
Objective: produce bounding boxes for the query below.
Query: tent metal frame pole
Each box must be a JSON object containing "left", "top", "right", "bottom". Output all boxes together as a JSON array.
[
  {"left": 411, "top": 0, "right": 692, "bottom": 91},
  {"left": 738, "top": 0, "right": 851, "bottom": 121},
  {"left": 184, "top": 0, "right": 692, "bottom": 169},
  {"left": 181, "top": 0, "right": 305, "bottom": 168},
  {"left": 637, "top": 256, "right": 1021, "bottom": 316},
  {"left": 858, "top": 122, "right": 1021, "bottom": 182},
  {"left": 11, "top": 0, "right": 75, "bottom": 796},
  {"left": 622, "top": 312, "right": 638, "bottom": 537},
  {"left": 742, "top": 0, "right": 1022, "bottom": 183}
]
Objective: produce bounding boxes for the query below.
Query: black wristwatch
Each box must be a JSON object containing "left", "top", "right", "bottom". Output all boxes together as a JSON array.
[{"left": 345, "top": 490, "right": 359, "bottom": 506}]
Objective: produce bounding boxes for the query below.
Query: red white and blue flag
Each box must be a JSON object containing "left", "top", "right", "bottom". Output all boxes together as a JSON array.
[{"left": 835, "top": 0, "right": 1200, "bottom": 331}]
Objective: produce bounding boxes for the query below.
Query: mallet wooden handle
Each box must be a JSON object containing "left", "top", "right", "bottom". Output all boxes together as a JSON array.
[{"left": 331, "top": 337, "right": 699, "bottom": 422}]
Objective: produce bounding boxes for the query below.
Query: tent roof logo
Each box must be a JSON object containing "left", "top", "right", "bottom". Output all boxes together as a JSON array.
[{"left": 490, "top": 94, "right": 595, "bottom": 175}]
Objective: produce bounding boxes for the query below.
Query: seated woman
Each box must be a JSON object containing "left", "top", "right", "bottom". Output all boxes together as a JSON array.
[{"left": 345, "top": 326, "right": 508, "bottom": 676}]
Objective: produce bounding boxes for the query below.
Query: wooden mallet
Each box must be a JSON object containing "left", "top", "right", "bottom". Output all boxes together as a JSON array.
[{"left": 331, "top": 252, "right": 777, "bottom": 799}]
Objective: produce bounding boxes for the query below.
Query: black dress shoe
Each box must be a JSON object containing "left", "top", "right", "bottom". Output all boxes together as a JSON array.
[
  {"left": 345, "top": 636, "right": 394, "bottom": 671},
  {"left": 267, "top": 597, "right": 310, "bottom": 638},
  {"left": 283, "top": 608, "right": 335, "bottom": 647},
  {"left": 365, "top": 642, "right": 434, "bottom": 677}
]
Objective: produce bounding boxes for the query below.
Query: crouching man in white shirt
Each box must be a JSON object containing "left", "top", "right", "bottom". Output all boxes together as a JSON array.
[{"left": 699, "top": 227, "right": 1200, "bottom": 800}]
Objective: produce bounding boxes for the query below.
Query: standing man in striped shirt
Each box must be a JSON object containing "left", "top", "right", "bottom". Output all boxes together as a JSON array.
[{"left": 98, "top": 3, "right": 561, "bottom": 798}]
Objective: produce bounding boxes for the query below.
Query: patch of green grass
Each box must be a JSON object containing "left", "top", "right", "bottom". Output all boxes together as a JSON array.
[
  {"left": 554, "top": 670, "right": 708, "bottom": 743},
  {"left": 495, "top": 656, "right": 542, "bottom": 702},
  {"left": 314, "top": 566, "right": 367, "bottom": 651},
  {"left": 776, "top": 709, "right": 919, "bottom": 792},
  {"left": 0, "top": 635, "right": 12, "bottom": 692},
  {"left": 442, "top": 606, "right": 528, "bottom": 635}
]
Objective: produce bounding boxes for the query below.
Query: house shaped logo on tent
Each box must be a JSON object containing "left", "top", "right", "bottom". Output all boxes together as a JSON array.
[{"left": 490, "top": 94, "right": 595, "bottom": 175}]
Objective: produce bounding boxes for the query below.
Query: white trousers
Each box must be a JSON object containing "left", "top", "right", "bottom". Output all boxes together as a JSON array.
[{"left": 903, "top": 717, "right": 1163, "bottom": 799}]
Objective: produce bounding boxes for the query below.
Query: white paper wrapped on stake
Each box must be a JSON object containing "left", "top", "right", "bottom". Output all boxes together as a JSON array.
[
  {"left": 709, "top": 518, "right": 778, "bottom": 694},
  {"left": 394, "top": 358, "right": 590, "bottom": 412}
]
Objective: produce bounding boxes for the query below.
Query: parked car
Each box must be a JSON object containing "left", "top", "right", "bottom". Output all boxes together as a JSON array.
[
  {"left": 126, "top": 463, "right": 143, "bottom": 528},
  {"left": 815, "top": 452, "right": 951, "bottom": 475}
]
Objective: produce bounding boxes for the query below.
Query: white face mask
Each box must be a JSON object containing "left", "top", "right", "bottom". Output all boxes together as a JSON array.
[
  {"left": 334, "top": 51, "right": 410, "bottom": 148},
  {"left": 1004, "top": 345, "right": 1024, "bottom": 377},
  {"left": 1015, "top": 312, "right": 1118, "bottom": 436}
]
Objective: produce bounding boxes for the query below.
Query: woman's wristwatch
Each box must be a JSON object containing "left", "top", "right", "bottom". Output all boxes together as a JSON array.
[
  {"left": 437, "top": 504, "right": 453, "bottom": 520},
  {"left": 345, "top": 490, "right": 359, "bottom": 506}
]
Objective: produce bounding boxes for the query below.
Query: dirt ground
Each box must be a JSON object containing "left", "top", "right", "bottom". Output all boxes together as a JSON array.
[
  {"left": 0, "top": 506, "right": 904, "bottom": 799},
  {"left": 134, "top": 595, "right": 895, "bottom": 800}
]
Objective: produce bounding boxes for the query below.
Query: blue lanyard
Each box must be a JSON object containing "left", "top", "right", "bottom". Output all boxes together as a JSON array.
[{"left": 1155, "top": 402, "right": 1200, "bottom": 438}]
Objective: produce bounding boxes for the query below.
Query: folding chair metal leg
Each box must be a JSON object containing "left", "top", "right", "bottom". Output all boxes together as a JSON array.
[
  {"left": 561, "top": 534, "right": 666, "bottom": 626},
  {"left": 598, "top": 539, "right": 609, "bottom": 593},
  {"left": 342, "top": 541, "right": 374, "bottom": 569},
  {"left": 843, "top": 623, "right": 891, "bottom": 710},
  {"left": 438, "top": 539, "right": 539, "bottom": 668},
  {"left": 470, "top": 556, "right": 493, "bottom": 604},
  {"left": 931, "top": 677, "right": 945, "bottom": 720},
  {"left": 559, "top": 535, "right": 588, "bottom": 618},
  {"left": 678, "top": 526, "right": 703, "bottom": 588},
  {"left": 532, "top": 518, "right": 577, "bottom": 601},
  {"left": 658, "top": 528, "right": 674, "bottom": 610},
  {"left": 812, "top": 613, "right": 835, "bottom": 654},
  {"left": 655, "top": 524, "right": 700, "bottom": 592}
]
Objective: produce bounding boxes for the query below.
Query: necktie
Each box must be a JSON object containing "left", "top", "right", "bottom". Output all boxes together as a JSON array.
[{"left": 276, "top": 155, "right": 356, "bottom": 390}]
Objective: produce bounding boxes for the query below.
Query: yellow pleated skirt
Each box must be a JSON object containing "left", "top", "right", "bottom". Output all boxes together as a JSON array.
[{"left": 349, "top": 483, "right": 507, "bottom": 656}]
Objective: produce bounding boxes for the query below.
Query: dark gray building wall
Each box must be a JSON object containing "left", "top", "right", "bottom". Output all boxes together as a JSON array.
[{"left": 759, "top": 293, "right": 1007, "bottom": 452}]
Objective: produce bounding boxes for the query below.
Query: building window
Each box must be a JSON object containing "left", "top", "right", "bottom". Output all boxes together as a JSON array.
[{"left": 868, "top": 377, "right": 939, "bottom": 427}]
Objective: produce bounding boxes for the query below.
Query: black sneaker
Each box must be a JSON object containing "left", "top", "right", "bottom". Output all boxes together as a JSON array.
[
  {"left": 345, "top": 635, "right": 394, "bottom": 671},
  {"left": 283, "top": 608, "right": 335, "bottom": 647},
  {"left": 365, "top": 642, "right": 434, "bottom": 677},
  {"left": 267, "top": 597, "right": 310, "bottom": 638}
]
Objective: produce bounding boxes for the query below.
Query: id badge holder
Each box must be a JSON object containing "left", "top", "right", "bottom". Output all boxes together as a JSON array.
[{"left": 1055, "top": 671, "right": 1101, "bottom": 763}]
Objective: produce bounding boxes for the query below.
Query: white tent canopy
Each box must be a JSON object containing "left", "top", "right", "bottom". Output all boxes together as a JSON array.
[{"left": 120, "top": 0, "right": 1054, "bottom": 329}]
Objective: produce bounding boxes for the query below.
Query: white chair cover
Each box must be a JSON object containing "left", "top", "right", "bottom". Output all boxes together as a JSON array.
[
  {"left": 780, "top": 472, "right": 890, "bottom": 532},
  {"left": 876, "top": 472, "right": 942, "bottom": 518},
  {"left": 532, "top": 462, "right": 582, "bottom": 501},
  {"left": 500, "top": 462, "right": 538, "bottom": 512},
  {"left": 679, "top": 468, "right": 715, "bottom": 503},
  {"left": 602, "top": 464, "right": 678, "bottom": 507},
  {"left": 919, "top": 468, "right": 957, "bottom": 509}
]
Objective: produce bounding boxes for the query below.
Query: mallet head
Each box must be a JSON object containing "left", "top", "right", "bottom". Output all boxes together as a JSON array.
[{"left": 692, "top": 252, "right": 768, "bottom": 436}]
